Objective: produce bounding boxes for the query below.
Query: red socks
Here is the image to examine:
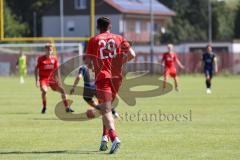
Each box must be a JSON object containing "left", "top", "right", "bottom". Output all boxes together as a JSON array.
[
  {"left": 102, "top": 125, "right": 118, "bottom": 142},
  {"left": 103, "top": 125, "right": 109, "bottom": 137},
  {"left": 63, "top": 99, "right": 69, "bottom": 108},
  {"left": 109, "top": 129, "right": 117, "bottom": 142}
]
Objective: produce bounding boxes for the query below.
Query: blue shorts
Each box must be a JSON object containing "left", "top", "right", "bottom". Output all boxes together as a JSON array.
[
  {"left": 204, "top": 69, "right": 213, "bottom": 78},
  {"left": 83, "top": 84, "right": 96, "bottom": 101}
]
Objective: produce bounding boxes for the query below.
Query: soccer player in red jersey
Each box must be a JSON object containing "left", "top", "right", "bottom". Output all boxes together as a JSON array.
[
  {"left": 35, "top": 43, "right": 74, "bottom": 114},
  {"left": 86, "top": 17, "right": 135, "bottom": 154},
  {"left": 161, "top": 44, "right": 185, "bottom": 91}
]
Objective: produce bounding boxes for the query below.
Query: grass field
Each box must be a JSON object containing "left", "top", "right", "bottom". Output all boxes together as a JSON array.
[{"left": 0, "top": 75, "right": 240, "bottom": 160}]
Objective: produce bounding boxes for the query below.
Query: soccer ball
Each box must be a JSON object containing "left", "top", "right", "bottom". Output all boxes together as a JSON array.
[{"left": 86, "top": 109, "right": 95, "bottom": 119}]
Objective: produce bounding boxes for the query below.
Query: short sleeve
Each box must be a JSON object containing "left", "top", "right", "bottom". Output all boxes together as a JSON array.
[
  {"left": 119, "top": 36, "right": 131, "bottom": 56},
  {"left": 121, "top": 36, "right": 130, "bottom": 47},
  {"left": 78, "top": 67, "right": 83, "bottom": 75}
]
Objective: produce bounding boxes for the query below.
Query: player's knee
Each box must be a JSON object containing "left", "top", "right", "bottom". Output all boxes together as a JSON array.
[
  {"left": 58, "top": 87, "right": 66, "bottom": 94},
  {"left": 100, "top": 102, "right": 112, "bottom": 114},
  {"left": 83, "top": 96, "right": 93, "bottom": 103},
  {"left": 102, "top": 108, "right": 112, "bottom": 114},
  {"left": 41, "top": 87, "right": 47, "bottom": 93},
  {"left": 61, "top": 93, "right": 67, "bottom": 99},
  {"left": 41, "top": 90, "right": 47, "bottom": 95}
]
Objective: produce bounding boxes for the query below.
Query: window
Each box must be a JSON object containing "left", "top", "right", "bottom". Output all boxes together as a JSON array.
[
  {"left": 67, "top": 21, "right": 75, "bottom": 32},
  {"left": 123, "top": 20, "right": 127, "bottom": 32},
  {"left": 147, "top": 22, "right": 151, "bottom": 32},
  {"left": 119, "top": 19, "right": 124, "bottom": 33},
  {"left": 74, "top": 0, "right": 87, "bottom": 10},
  {"left": 147, "top": 22, "right": 157, "bottom": 32},
  {"left": 135, "top": 21, "right": 141, "bottom": 34}
]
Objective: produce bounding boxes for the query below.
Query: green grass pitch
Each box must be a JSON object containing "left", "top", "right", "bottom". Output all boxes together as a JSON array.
[{"left": 0, "top": 75, "right": 239, "bottom": 160}]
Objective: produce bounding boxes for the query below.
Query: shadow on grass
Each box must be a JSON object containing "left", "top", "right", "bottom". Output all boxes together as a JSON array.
[{"left": 0, "top": 150, "right": 101, "bottom": 155}]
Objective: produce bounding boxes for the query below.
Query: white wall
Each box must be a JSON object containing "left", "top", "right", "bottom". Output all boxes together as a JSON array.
[{"left": 42, "top": 15, "right": 122, "bottom": 37}]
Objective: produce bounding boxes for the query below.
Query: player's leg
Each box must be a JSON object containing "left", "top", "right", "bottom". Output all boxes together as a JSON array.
[
  {"left": 40, "top": 83, "right": 48, "bottom": 114},
  {"left": 205, "top": 70, "right": 212, "bottom": 94},
  {"left": 172, "top": 73, "right": 180, "bottom": 92},
  {"left": 208, "top": 70, "right": 213, "bottom": 93},
  {"left": 53, "top": 84, "right": 74, "bottom": 112},
  {"left": 84, "top": 96, "right": 98, "bottom": 108},
  {"left": 163, "top": 74, "right": 168, "bottom": 90},
  {"left": 169, "top": 68, "right": 179, "bottom": 91},
  {"left": 163, "top": 68, "right": 170, "bottom": 90},
  {"left": 173, "top": 76, "right": 179, "bottom": 91},
  {"left": 108, "top": 78, "right": 122, "bottom": 153},
  {"left": 96, "top": 79, "right": 120, "bottom": 154},
  {"left": 111, "top": 108, "right": 120, "bottom": 119},
  {"left": 101, "top": 101, "right": 120, "bottom": 154},
  {"left": 110, "top": 78, "right": 122, "bottom": 119},
  {"left": 83, "top": 87, "right": 98, "bottom": 108},
  {"left": 84, "top": 86, "right": 119, "bottom": 118},
  {"left": 99, "top": 118, "right": 109, "bottom": 151},
  {"left": 19, "top": 69, "right": 25, "bottom": 84},
  {"left": 97, "top": 101, "right": 115, "bottom": 152}
]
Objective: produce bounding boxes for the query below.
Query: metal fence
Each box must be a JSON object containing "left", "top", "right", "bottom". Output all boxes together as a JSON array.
[{"left": 0, "top": 51, "right": 240, "bottom": 76}]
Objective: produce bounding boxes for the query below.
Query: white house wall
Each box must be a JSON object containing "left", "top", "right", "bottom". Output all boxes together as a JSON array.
[{"left": 42, "top": 15, "right": 122, "bottom": 37}]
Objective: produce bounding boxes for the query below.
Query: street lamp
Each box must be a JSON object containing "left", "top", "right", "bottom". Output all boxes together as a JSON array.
[{"left": 208, "top": 0, "right": 225, "bottom": 43}]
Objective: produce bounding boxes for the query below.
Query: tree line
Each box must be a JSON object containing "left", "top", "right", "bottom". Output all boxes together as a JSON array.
[
  {"left": 160, "top": 0, "right": 240, "bottom": 43},
  {"left": 3, "top": 0, "right": 240, "bottom": 43}
]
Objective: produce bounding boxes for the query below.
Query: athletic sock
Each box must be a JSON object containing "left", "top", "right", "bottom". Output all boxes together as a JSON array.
[
  {"left": 102, "top": 125, "right": 109, "bottom": 137},
  {"left": 109, "top": 129, "right": 117, "bottom": 142},
  {"left": 63, "top": 99, "right": 69, "bottom": 108},
  {"left": 206, "top": 80, "right": 211, "bottom": 89}
]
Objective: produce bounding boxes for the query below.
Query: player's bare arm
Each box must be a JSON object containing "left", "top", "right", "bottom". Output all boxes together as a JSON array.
[
  {"left": 176, "top": 58, "right": 185, "bottom": 69},
  {"left": 214, "top": 57, "right": 218, "bottom": 73},
  {"left": 56, "top": 69, "right": 63, "bottom": 86},
  {"left": 161, "top": 57, "right": 165, "bottom": 67},
  {"left": 34, "top": 66, "right": 39, "bottom": 88},
  {"left": 70, "top": 75, "right": 82, "bottom": 94},
  {"left": 16, "top": 59, "right": 19, "bottom": 69},
  {"left": 126, "top": 48, "right": 136, "bottom": 62},
  {"left": 85, "top": 55, "right": 93, "bottom": 71},
  {"left": 121, "top": 41, "right": 135, "bottom": 62}
]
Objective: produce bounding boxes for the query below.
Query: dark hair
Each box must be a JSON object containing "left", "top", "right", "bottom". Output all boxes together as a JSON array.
[{"left": 97, "top": 17, "right": 111, "bottom": 31}]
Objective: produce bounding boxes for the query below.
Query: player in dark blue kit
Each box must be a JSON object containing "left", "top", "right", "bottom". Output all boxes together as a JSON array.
[
  {"left": 70, "top": 58, "right": 119, "bottom": 118},
  {"left": 202, "top": 45, "right": 218, "bottom": 94}
]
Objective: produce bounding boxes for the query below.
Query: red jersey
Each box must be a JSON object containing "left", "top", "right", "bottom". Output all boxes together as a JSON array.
[
  {"left": 162, "top": 52, "right": 177, "bottom": 69},
  {"left": 86, "top": 32, "right": 127, "bottom": 82},
  {"left": 36, "top": 55, "right": 59, "bottom": 80}
]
